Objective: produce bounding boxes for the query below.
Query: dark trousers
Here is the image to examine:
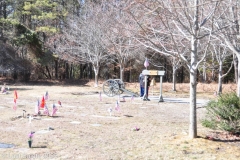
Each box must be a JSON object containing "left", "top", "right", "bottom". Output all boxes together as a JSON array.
[
  {"left": 146, "top": 86, "right": 149, "bottom": 97},
  {"left": 140, "top": 86, "right": 144, "bottom": 97}
]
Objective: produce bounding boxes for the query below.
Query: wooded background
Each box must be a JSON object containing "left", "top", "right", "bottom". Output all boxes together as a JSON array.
[{"left": 0, "top": 0, "right": 237, "bottom": 89}]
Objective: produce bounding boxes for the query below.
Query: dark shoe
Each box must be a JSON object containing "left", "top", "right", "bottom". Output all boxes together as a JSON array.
[{"left": 147, "top": 99, "right": 150, "bottom": 101}]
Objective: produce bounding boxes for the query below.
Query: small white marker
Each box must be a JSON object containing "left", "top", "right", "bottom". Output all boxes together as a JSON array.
[{"left": 29, "top": 116, "right": 32, "bottom": 123}]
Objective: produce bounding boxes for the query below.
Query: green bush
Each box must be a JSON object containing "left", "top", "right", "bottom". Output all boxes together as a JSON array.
[{"left": 201, "top": 92, "right": 240, "bottom": 133}]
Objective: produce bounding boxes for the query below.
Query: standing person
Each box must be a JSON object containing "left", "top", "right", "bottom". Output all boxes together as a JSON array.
[
  {"left": 139, "top": 73, "right": 144, "bottom": 97},
  {"left": 146, "top": 76, "right": 151, "bottom": 101}
]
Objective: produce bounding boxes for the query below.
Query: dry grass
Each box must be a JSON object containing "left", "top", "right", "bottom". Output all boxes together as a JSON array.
[{"left": 0, "top": 81, "right": 239, "bottom": 160}]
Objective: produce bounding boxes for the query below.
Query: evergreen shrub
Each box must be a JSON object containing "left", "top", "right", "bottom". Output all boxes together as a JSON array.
[{"left": 202, "top": 92, "right": 240, "bottom": 133}]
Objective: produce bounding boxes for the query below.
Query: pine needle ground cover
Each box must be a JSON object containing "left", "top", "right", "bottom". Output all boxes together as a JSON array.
[{"left": 0, "top": 81, "right": 239, "bottom": 159}]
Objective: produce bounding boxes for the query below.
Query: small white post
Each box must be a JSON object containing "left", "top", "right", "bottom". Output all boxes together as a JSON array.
[
  {"left": 29, "top": 116, "right": 32, "bottom": 123},
  {"left": 159, "top": 76, "right": 164, "bottom": 102},
  {"left": 143, "top": 75, "right": 148, "bottom": 101}
]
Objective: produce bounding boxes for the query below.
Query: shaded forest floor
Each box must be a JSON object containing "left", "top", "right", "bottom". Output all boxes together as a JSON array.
[{"left": 0, "top": 79, "right": 239, "bottom": 159}]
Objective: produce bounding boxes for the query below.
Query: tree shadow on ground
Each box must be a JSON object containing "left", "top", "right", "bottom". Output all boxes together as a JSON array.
[
  {"left": 71, "top": 91, "right": 99, "bottom": 95},
  {"left": 31, "top": 146, "right": 47, "bottom": 148},
  {"left": 198, "top": 133, "right": 240, "bottom": 143},
  {"left": 51, "top": 116, "right": 64, "bottom": 118},
  {"left": 124, "top": 115, "right": 134, "bottom": 118}
]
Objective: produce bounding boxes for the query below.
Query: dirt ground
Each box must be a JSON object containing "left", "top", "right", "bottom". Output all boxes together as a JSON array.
[{"left": 0, "top": 80, "right": 239, "bottom": 160}]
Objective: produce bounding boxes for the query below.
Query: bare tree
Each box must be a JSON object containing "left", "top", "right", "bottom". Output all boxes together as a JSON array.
[
  {"left": 104, "top": 0, "right": 139, "bottom": 81},
  {"left": 51, "top": 1, "right": 109, "bottom": 86},
  {"left": 213, "top": 0, "right": 240, "bottom": 96},
  {"left": 129, "top": 0, "right": 219, "bottom": 138},
  {"left": 210, "top": 41, "right": 233, "bottom": 94},
  {"left": 170, "top": 56, "right": 182, "bottom": 91}
]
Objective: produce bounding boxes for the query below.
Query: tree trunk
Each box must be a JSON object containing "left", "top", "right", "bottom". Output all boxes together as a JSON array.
[
  {"left": 164, "top": 57, "right": 168, "bottom": 82},
  {"left": 93, "top": 65, "right": 99, "bottom": 87},
  {"left": 54, "top": 59, "right": 58, "bottom": 79},
  {"left": 217, "top": 62, "right": 223, "bottom": 94},
  {"left": 202, "top": 60, "right": 207, "bottom": 83},
  {"left": 181, "top": 66, "right": 184, "bottom": 83},
  {"left": 129, "top": 61, "right": 132, "bottom": 82},
  {"left": 114, "top": 62, "right": 117, "bottom": 78},
  {"left": 189, "top": 43, "right": 198, "bottom": 138},
  {"left": 233, "top": 54, "right": 238, "bottom": 84},
  {"left": 172, "top": 67, "right": 177, "bottom": 91},
  {"left": 189, "top": 68, "right": 197, "bottom": 139},
  {"left": 13, "top": 70, "right": 17, "bottom": 81},
  {"left": 46, "top": 66, "right": 51, "bottom": 79},
  {"left": 89, "top": 63, "right": 93, "bottom": 79},
  {"left": 189, "top": 0, "right": 199, "bottom": 139},
  {"left": 211, "top": 51, "right": 215, "bottom": 82},
  {"left": 72, "top": 64, "right": 75, "bottom": 79},
  {"left": 211, "top": 69, "right": 215, "bottom": 82},
  {"left": 120, "top": 64, "right": 124, "bottom": 81},
  {"left": 65, "top": 62, "right": 69, "bottom": 79},
  {"left": 237, "top": 54, "right": 240, "bottom": 96},
  {"left": 70, "top": 63, "right": 73, "bottom": 79},
  {"left": 80, "top": 64, "right": 83, "bottom": 79}
]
